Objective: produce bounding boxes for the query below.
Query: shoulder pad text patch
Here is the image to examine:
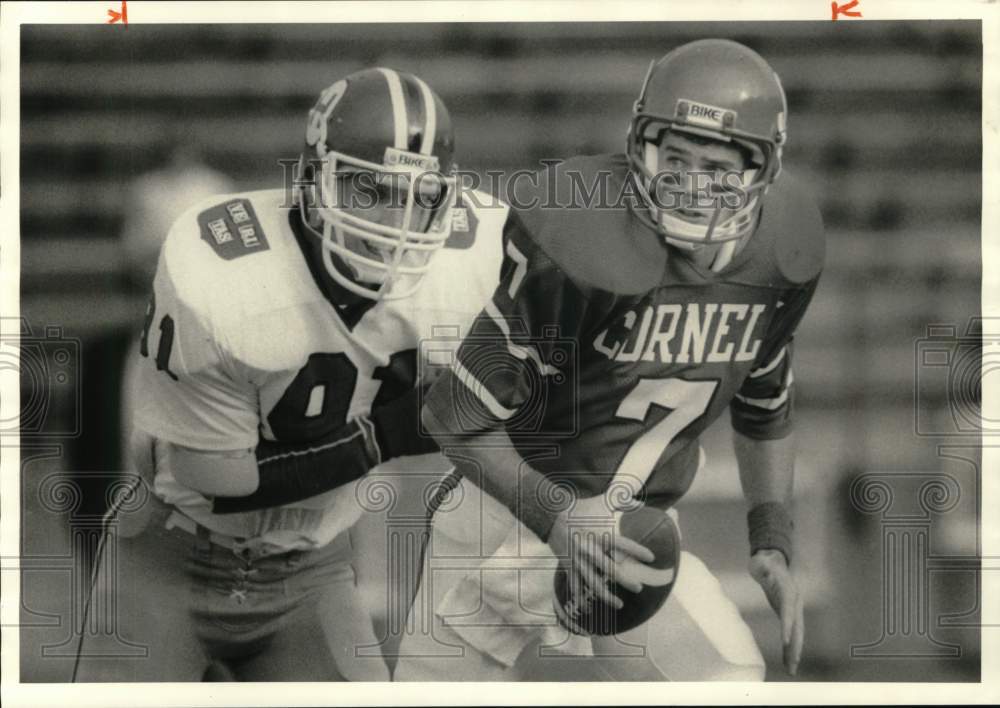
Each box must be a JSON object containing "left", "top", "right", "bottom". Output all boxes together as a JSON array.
[{"left": 198, "top": 199, "right": 270, "bottom": 260}]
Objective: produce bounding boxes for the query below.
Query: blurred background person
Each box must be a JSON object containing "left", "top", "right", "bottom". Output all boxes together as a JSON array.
[
  {"left": 116, "top": 139, "right": 235, "bottom": 464},
  {"left": 77, "top": 138, "right": 234, "bottom": 518},
  {"left": 120, "top": 139, "right": 236, "bottom": 292}
]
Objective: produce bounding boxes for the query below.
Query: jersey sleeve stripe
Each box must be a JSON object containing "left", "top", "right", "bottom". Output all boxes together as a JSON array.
[
  {"left": 452, "top": 358, "right": 518, "bottom": 420},
  {"left": 748, "top": 345, "right": 787, "bottom": 379},
  {"left": 256, "top": 428, "right": 365, "bottom": 465},
  {"left": 484, "top": 299, "right": 561, "bottom": 376},
  {"left": 733, "top": 369, "right": 794, "bottom": 410}
]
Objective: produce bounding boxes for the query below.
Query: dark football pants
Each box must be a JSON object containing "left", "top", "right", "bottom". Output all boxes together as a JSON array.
[{"left": 73, "top": 495, "right": 389, "bottom": 682}]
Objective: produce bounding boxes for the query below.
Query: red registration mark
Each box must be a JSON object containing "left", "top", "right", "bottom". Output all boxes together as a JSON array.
[
  {"left": 831, "top": 0, "right": 862, "bottom": 21},
  {"left": 107, "top": 0, "right": 128, "bottom": 25}
]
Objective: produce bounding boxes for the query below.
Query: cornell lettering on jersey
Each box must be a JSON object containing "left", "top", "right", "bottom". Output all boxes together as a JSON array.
[{"left": 593, "top": 302, "right": 766, "bottom": 364}]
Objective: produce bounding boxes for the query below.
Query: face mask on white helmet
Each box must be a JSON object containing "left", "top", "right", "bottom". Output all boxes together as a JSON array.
[{"left": 299, "top": 146, "right": 457, "bottom": 301}]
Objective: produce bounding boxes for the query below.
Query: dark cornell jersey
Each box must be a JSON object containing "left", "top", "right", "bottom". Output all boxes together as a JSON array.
[{"left": 424, "top": 154, "right": 824, "bottom": 509}]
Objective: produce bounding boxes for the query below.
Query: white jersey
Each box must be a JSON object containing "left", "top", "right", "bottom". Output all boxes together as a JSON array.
[{"left": 132, "top": 188, "right": 506, "bottom": 552}]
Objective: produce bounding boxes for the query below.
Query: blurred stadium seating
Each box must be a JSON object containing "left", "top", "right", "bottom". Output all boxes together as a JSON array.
[{"left": 18, "top": 21, "right": 982, "bottom": 682}]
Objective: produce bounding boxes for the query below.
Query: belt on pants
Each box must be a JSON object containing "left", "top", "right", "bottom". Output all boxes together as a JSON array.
[{"left": 164, "top": 509, "right": 247, "bottom": 551}]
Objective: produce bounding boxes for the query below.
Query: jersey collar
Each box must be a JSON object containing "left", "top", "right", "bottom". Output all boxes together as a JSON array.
[{"left": 287, "top": 209, "right": 377, "bottom": 330}]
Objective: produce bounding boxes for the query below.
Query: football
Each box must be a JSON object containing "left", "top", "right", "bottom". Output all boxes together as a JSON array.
[{"left": 553, "top": 504, "right": 681, "bottom": 636}]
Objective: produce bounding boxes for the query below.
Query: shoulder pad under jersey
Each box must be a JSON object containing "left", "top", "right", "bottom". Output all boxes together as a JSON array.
[
  {"left": 752, "top": 170, "right": 826, "bottom": 286},
  {"left": 156, "top": 190, "right": 311, "bottom": 351},
  {"left": 508, "top": 153, "right": 667, "bottom": 296}
]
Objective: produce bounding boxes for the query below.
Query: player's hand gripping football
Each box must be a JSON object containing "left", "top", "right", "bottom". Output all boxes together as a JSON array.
[
  {"left": 749, "top": 549, "right": 805, "bottom": 675},
  {"left": 547, "top": 493, "right": 655, "bottom": 611}
]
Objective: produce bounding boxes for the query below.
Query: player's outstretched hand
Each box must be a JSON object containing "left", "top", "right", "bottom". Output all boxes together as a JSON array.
[
  {"left": 546, "top": 494, "right": 655, "bottom": 611},
  {"left": 749, "top": 549, "right": 804, "bottom": 676}
]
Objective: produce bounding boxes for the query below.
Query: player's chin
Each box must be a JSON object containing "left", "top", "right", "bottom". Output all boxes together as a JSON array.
[
  {"left": 361, "top": 240, "right": 389, "bottom": 260},
  {"left": 347, "top": 259, "right": 389, "bottom": 285}
]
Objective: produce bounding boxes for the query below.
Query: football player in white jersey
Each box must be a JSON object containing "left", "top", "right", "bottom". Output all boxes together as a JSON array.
[{"left": 73, "top": 67, "right": 505, "bottom": 682}]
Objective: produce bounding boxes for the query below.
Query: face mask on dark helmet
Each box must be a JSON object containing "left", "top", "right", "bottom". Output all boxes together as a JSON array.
[{"left": 626, "top": 39, "right": 787, "bottom": 252}]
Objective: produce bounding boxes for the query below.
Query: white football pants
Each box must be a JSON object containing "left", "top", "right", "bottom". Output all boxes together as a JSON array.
[{"left": 393, "top": 476, "right": 764, "bottom": 682}]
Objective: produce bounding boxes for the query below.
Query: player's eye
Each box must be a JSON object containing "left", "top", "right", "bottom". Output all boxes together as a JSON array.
[
  {"left": 372, "top": 180, "right": 410, "bottom": 209},
  {"left": 705, "top": 162, "right": 738, "bottom": 175},
  {"left": 660, "top": 156, "right": 687, "bottom": 172},
  {"left": 658, "top": 173, "right": 682, "bottom": 189},
  {"left": 414, "top": 178, "right": 445, "bottom": 208},
  {"left": 656, "top": 159, "right": 685, "bottom": 185}
]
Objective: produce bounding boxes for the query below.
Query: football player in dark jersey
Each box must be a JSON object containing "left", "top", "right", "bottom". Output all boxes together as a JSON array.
[{"left": 395, "top": 39, "right": 822, "bottom": 681}]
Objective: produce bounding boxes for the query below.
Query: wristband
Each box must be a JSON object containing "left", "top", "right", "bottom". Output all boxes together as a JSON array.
[{"left": 747, "top": 501, "right": 794, "bottom": 566}]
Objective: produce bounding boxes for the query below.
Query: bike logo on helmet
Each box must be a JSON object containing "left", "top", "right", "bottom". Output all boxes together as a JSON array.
[{"left": 676, "top": 99, "right": 737, "bottom": 131}]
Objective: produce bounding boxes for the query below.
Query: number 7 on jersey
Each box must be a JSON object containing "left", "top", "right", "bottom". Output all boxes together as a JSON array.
[{"left": 612, "top": 378, "right": 718, "bottom": 500}]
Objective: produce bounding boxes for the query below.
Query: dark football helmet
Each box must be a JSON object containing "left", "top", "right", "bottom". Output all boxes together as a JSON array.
[
  {"left": 296, "top": 67, "right": 457, "bottom": 300},
  {"left": 626, "top": 39, "right": 787, "bottom": 250}
]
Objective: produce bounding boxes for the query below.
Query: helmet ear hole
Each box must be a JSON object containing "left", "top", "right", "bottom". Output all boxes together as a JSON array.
[
  {"left": 732, "top": 141, "right": 761, "bottom": 171},
  {"left": 294, "top": 156, "right": 322, "bottom": 205}
]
